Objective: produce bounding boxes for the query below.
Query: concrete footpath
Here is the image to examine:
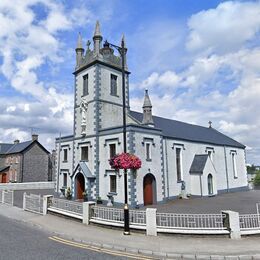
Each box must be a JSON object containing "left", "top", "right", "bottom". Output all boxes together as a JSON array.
[{"left": 1, "top": 204, "right": 260, "bottom": 259}]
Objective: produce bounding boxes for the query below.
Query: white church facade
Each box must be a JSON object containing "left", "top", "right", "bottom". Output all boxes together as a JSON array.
[{"left": 55, "top": 22, "right": 248, "bottom": 207}]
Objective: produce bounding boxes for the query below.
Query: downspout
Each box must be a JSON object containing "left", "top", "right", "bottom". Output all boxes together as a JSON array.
[
  {"left": 164, "top": 139, "right": 170, "bottom": 198},
  {"left": 21, "top": 153, "right": 24, "bottom": 183},
  {"left": 56, "top": 132, "right": 61, "bottom": 193},
  {"left": 224, "top": 146, "right": 229, "bottom": 192}
]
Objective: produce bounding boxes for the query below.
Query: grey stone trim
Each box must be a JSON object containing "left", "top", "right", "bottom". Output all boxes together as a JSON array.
[
  {"left": 160, "top": 136, "right": 166, "bottom": 199},
  {"left": 127, "top": 131, "right": 137, "bottom": 207},
  {"left": 142, "top": 137, "right": 155, "bottom": 146},
  {"left": 74, "top": 99, "right": 130, "bottom": 109},
  {"left": 103, "top": 138, "right": 121, "bottom": 146},
  {"left": 76, "top": 141, "right": 92, "bottom": 148},
  {"left": 172, "top": 142, "right": 186, "bottom": 150}
]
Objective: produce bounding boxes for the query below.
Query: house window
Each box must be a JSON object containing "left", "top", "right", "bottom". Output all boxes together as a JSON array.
[
  {"left": 110, "top": 175, "right": 117, "bottom": 193},
  {"left": 110, "top": 74, "right": 117, "bottom": 96},
  {"left": 109, "top": 143, "right": 116, "bottom": 158},
  {"left": 232, "top": 153, "right": 238, "bottom": 178},
  {"left": 81, "top": 146, "right": 89, "bottom": 161},
  {"left": 176, "top": 148, "right": 182, "bottom": 182},
  {"left": 63, "top": 149, "right": 68, "bottom": 162},
  {"left": 83, "top": 74, "right": 88, "bottom": 96},
  {"left": 145, "top": 143, "right": 151, "bottom": 161},
  {"left": 63, "top": 173, "right": 67, "bottom": 187}
]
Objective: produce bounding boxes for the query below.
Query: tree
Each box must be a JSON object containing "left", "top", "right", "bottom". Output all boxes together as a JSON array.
[{"left": 253, "top": 173, "right": 260, "bottom": 186}]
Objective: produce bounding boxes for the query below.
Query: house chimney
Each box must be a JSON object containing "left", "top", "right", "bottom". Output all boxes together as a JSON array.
[
  {"left": 32, "top": 134, "right": 38, "bottom": 141},
  {"left": 14, "top": 140, "right": 20, "bottom": 144}
]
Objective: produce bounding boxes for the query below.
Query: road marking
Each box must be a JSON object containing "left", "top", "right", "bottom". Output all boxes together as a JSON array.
[{"left": 49, "top": 236, "right": 157, "bottom": 260}]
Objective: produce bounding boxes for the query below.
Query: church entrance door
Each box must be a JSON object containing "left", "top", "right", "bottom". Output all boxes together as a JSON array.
[
  {"left": 143, "top": 174, "right": 156, "bottom": 205},
  {"left": 75, "top": 173, "right": 85, "bottom": 200}
]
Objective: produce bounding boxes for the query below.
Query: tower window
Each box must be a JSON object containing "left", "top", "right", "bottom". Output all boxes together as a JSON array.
[
  {"left": 176, "top": 148, "right": 182, "bottom": 182},
  {"left": 110, "top": 175, "right": 117, "bottom": 193},
  {"left": 63, "top": 149, "right": 68, "bottom": 162},
  {"left": 145, "top": 143, "right": 151, "bottom": 161},
  {"left": 110, "top": 74, "right": 117, "bottom": 96},
  {"left": 81, "top": 146, "right": 89, "bottom": 161},
  {"left": 109, "top": 143, "right": 116, "bottom": 158},
  {"left": 83, "top": 74, "right": 88, "bottom": 96}
]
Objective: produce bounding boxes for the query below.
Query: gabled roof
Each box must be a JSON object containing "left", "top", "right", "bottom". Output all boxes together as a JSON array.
[
  {"left": 0, "top": 144, "right": 13, "bottom": 155},
  {"left": 73, "top": 161, "right": 95, "bottom": 179},
  {"left": 0, "top": 166, "right": 10, "bottom": 173},
  {"left": 189, "top": 155, "right": 209, "bottom": 174},
  {"left": 129, "top": 111, "right": 245, "bottom": 149},
  {"left": 0, "top": 140, "right": 49, "bottom": 155},
  {"left": 5, "top": 141, "right": 33, "bottom": 154}
]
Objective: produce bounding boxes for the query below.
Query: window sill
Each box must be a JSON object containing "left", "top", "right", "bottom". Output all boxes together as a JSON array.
[
  {"left": 108, "top": 192, "right": 117, "bottom": 196},
  {"left": 62, "top": 160, "right": 68, "bottom": 163},
  {"left": 146, "top": 159, "right": 152, "bottom": 162},
  {"left": 177, "top": 180, "right": 183, "bottom": 183},
  {"left": 234, "top": 176, "right": 238, "bottom": 179},
  {"left": 81, "top": 94, "right": 89, "bottom": 97},
  {"left": 110, "top": 94, "right": 119, "bottom": 97}
]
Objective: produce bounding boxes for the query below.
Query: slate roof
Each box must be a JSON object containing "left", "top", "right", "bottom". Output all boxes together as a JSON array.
[
  {"left": 0, "top": 166, "right": 10, "bottom": 173},
  {"left": 189, "top": 155, "right": 209, "bottom": 174},
  {"left": 0, "top": 144, "right": 13, "bottom": 154},
  {"left": 129, "top": 111, "right": 245, "bottom": 148},
  {"left": 73, "top": 161, "right": 95, "bottom": 179}
]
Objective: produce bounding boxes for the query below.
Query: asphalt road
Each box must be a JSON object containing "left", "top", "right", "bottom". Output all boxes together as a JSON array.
[{"left": 0, "top": 215, "right": 127, "bottom": 260}]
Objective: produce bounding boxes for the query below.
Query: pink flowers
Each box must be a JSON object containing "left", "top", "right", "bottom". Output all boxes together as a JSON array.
[{"left": 109, "top": 153, "right": 142, "bottom": 170}]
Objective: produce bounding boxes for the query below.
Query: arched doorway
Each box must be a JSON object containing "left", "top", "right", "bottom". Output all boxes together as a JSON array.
[
  {"left": 75, "top": 172, "right": 85, "bottom": 199},
  {"left": 208, "top": 174, "right": 213, "bottom": 195},
  {"left": 143, "top": 174, "right": 157, "bottom": 206}
]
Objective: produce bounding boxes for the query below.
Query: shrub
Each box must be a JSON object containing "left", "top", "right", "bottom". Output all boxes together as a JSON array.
[{"left": 253, "top": 173, "right": 260, "bottom": 186}]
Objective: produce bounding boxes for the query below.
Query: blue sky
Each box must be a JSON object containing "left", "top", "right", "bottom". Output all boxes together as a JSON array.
[{"left": 0, "top": 0, "right": 260, "bottom": 164}]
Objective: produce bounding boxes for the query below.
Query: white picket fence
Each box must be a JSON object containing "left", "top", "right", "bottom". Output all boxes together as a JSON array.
[
  {"left": 47, "top": 197, "right": 83, "bottom": 220},
  {"left": 23, "top": 193, "right": 44, "bottom": 214},
  {"left": 0, "top": 190, "right": 14, "bottom": 206},
  {"left": 0, "top": 181, "right": 55, "bottom": 190}
]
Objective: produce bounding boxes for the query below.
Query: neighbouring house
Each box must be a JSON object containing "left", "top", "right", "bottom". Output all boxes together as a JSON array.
[
  {"left": 0, "top": 134, "right": 50, "bottom": 183},
  {"left": 55, "top": 22, "right": 248, "bottom": 206}
]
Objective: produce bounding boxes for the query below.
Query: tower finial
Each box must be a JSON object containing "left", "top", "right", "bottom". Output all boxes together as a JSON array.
[
  {"left": 208, "top": 120, "right": 212, "bottom": 128},
  {"left": 94, "top": 20, "right": 102, "bottom": 37},
  {"left": 76, "top": 32, "right": 83, "bottom": 49},
  {"left": 121, "top": 34, "right": 126, "bottom": 48},
  {"left": 142, "top": 89, "right": 154, "bottom": 126},
  {"left": 93, "top": 21, "right": 103, "bottom": 55}
]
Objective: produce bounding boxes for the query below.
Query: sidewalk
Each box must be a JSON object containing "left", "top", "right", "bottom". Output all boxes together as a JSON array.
[{"left": 1, "top": 204, "right": 260, "bottom": 259}]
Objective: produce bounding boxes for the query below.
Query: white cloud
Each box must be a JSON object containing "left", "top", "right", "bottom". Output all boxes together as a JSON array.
[{"left": 186, "top": 1, "right": 260, "bottom": 54}]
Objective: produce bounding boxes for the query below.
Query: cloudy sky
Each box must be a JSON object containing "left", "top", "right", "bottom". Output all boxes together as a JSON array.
[{"left": 0, "top": 0, "right": 260, "bottom": 164}]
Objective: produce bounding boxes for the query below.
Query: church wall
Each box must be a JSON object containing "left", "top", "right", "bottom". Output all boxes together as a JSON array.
[
  {"left": 164, "top": 139, "right": 247, "bottom": 198},
  {"left": 55, "top": 140, "right": 73, "bottom": 192},
  {"left": 134, "top": 132, "right": 164, "bottom": 206}
]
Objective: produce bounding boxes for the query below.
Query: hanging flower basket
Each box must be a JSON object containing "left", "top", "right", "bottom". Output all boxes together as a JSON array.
[{"left": 109, "top": 153, "right": 142, "bottom": 170}]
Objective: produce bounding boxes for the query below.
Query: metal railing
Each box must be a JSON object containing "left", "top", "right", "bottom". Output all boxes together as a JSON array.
[
  {"left": 91, "top": 206, "right": 146, "bottom": 226},
  {"left": 48, "top": 198, "right": 83, "bottom": 219},
  {"left": 239, "top": 214, "right": 260, "bottom": 230},
  {"left": 156, "top": 213, "right": 226, "bottom": 230},
  {"left": 2, "top": 190, "right": 14, "bottom": 206},
  {"left": 24, "top": 193, "right": 43, "bottom": 214}
]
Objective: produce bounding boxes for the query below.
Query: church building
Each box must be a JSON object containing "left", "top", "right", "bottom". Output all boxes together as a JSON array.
[{"left": 55, "top": 22, "right": 248, "bottom": 206}]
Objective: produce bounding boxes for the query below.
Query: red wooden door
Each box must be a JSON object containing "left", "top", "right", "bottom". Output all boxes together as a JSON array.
[
  {"left": 76, "top": 173, "right": 85, "bottom": 199},
  {"left": 144, "top": 175, "right": 153, "bottom": 205},
  {"left": 2, "top": 174, "right": 7, "bottom": 183}
]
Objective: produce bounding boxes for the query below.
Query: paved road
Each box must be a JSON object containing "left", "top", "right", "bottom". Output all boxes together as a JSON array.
[{"left": 0, "top": 215, "right": 127, "bottom": 260}]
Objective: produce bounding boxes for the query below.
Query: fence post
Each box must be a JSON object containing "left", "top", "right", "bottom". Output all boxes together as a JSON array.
[
  {"left": 222, "top": 210, "right": 241, "bottom": 239},
  {"left": 43, "top": 195, "right": 53, "bottom": 215},
  {"left": 23, "top": 192, "right": 26, "bottom": 210},
  {"left": 82, "top": 202, "right": 96, "bottom": 225},
  {"left": 146, "top": 208, "right": 157, "bottom": 236}
]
